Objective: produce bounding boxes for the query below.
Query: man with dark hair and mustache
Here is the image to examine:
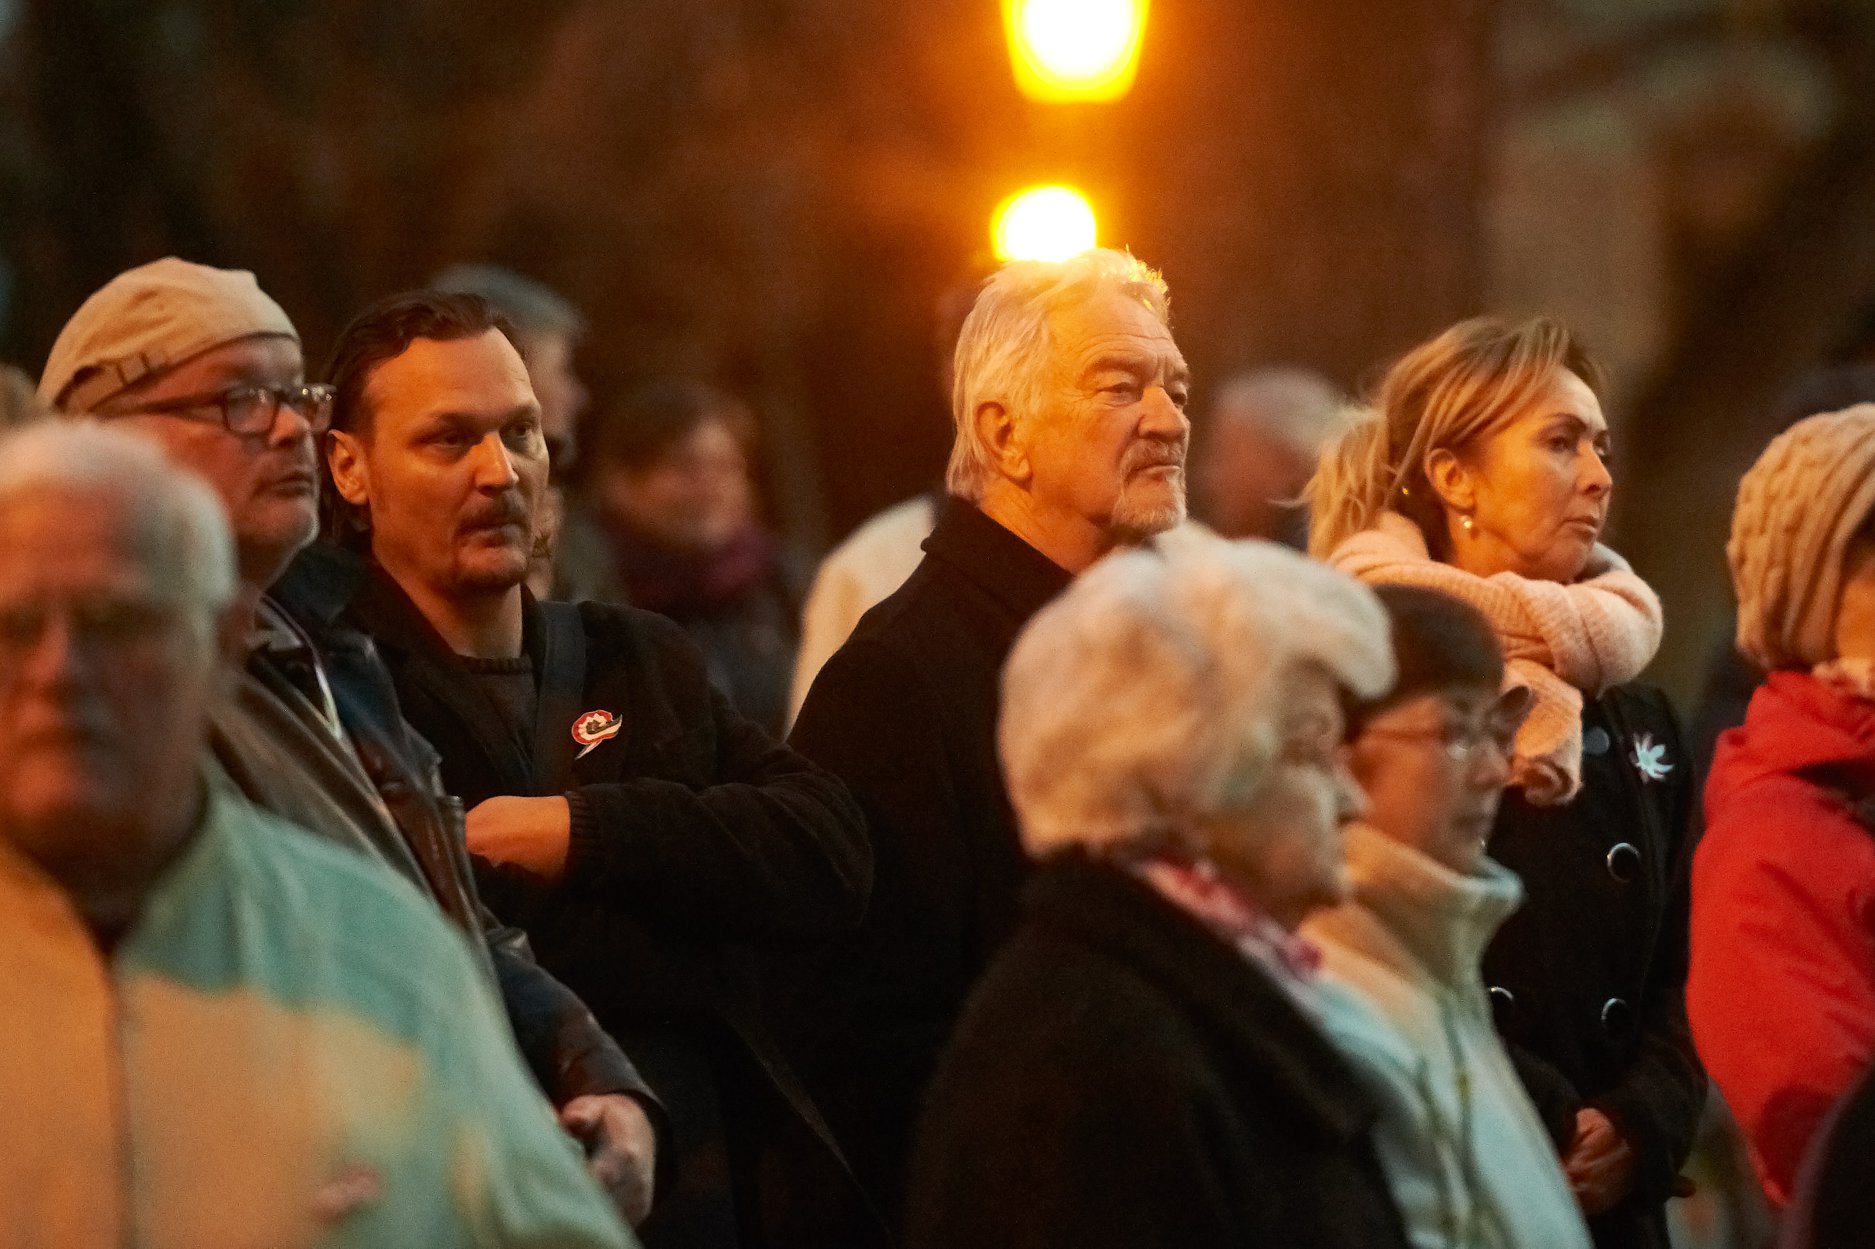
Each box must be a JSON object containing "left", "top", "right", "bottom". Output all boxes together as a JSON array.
[
  {"left": 783, "top": 249, "right": 1192, "bottom": 1233},
  {"left": 322, "top": 290, "right": 881, "bottom": 1249}
]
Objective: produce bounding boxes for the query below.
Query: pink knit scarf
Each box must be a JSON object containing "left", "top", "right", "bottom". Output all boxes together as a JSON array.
[{"left": 1330, "top": 512, "right": 1663, "bottom": 805}]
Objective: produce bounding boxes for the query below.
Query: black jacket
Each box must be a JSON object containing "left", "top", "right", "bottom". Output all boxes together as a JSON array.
[
  {"left": 215, "top": 545, "right": 649, "bottom": 1110},
  {"left": 906, "top": 853, "right": 1412, "bottom": 1249},
  {"left": 783, "top": 498, "right": 1075, "bottom": 1223},
  {"left": 1484, "top": 683, "right": 1706, "bottom": 1249},
  {"left": 343, "top": 558, "right": 882, "bottom": 1249}
]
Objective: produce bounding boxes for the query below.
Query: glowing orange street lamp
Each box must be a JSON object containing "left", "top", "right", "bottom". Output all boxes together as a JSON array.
[
  {"left": 1003, "top": 0, "right": 1150, "bottom": 103},
  {"left": 993, "top": 185, "right": 1098, "bottom": 262}
]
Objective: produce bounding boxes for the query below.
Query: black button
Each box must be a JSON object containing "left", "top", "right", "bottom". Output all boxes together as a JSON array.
[
  {"left": 1601, "top": 997, "right": 1633, "bottom": 1041},
  {"left": 1583, "top": 726, "right": 1612, "bottom": 756},
  {"left": 1489, "top": 986, "right": 1517, "bottom": 1028},
  {"left": 1606, "top": 842, "right": 1641, "bottom": 883}
]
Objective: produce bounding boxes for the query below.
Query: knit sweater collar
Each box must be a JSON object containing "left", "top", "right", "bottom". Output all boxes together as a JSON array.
[{"left": 1307, "top": 822, "right": 1522, "bottom": 991}]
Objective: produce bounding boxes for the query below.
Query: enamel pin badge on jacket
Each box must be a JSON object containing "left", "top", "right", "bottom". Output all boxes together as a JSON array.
[{"left": 572, "top": 709, "right": 623, "bottom": 759}]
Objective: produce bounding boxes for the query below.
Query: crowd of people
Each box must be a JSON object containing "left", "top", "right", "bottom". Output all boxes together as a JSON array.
[{"left": 1, "top": 244, "right": 1872, "bottom": 1249}]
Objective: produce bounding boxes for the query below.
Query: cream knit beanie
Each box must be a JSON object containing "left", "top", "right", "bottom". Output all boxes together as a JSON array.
[{"left": 1730, "top": 404, "right": 1875, "bottom": 670}]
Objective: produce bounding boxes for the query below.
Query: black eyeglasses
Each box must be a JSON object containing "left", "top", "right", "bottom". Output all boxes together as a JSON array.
[
  {"left": 1362, "top": 697, "right": 1530, "bottom": 765},
  {"left": 106, "top": 383, "right": 336, "bottom": 435}
]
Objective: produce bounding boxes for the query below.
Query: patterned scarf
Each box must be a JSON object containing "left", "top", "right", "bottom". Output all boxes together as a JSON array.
[
  {"left": 1330, "top": 511, "right": 1662, "bottom": 805},
  {"left": 1132, "top": 857, "right": 1322, "bottom": 994}
]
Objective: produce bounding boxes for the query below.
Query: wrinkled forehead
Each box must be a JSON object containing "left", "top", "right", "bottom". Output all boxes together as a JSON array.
[
  {"left": 1048, "top": 287, "right": 1177, "bottom": 355},
  {"left": 0, "top": 485, "right": 175, "bottom": 600}
]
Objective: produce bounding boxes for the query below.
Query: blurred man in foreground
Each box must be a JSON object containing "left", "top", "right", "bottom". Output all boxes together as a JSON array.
[
  {"left": 37, "top": 257, "right": 660, "bottom": 1226},
  {"left": 0, "top": 421, "right": 632, "bottom": 1248}
]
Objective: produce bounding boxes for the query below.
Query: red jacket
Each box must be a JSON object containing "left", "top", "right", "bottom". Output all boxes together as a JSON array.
[{"left": 1693, "top": 671, "right": 1875, "bottom": 1207}]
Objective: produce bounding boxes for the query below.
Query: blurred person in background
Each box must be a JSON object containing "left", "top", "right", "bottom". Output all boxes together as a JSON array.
[
  {"left": 1193, "top": 365, "right": 1346, "bottom": 547},
  {"left": 786, "top": 247, "right": 1191, "bottom": 1231},
  {"left": 1310, "top": 316, "right": 1704, "bottom": 1249},
  {"left": 906, "top": 536, "right": 1406, "bottom": 1249},
  {"left": 1775, "top": 1062, "right": 1875, "bottom": 1249},
  {"left": 0, "top": 362, "right": 44, "bottom": 427},
  {"left": 322, "top": 291, "right": 880, "bottom": 1249},
  {"left": 1304, "top": 584, "right": 1591, "bottom": 1249},
  {"left": 787, "top": 278, "right": 984, "bottom": 725},
  {"left": 38, "top": 258, "right": 661, "bottom": 1228},
  {"left": 0, "top": 421, "right": 633, "bottom": 1249},
  {"left": 577, "top": 379, "right": 808, "bottom": 734},
  {"left": 788, "top": 492, "right": 934, "bottom": 728},
  {"left": 1693, "top": 405, "right": 1875, "bottom": 1214},
  {"left": 432, "top": 264, "right": 590, "bottom": 477}
]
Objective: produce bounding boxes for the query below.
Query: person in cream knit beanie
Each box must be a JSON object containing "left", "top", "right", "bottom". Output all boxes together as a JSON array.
[
  {"left": 1729, "top": 404, "right": 1875, "bottom": 671},
  {"left": 1696, "top": 402, "right": 1875, "bottom": 1210}
]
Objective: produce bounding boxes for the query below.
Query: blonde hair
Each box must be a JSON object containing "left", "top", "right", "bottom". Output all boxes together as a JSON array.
[
  {"left": 1306, "top": 316, "right": 1603, "bottom": 559},
  {"left": 946, "top": 249, "right": 1170, "bottom": 500}
]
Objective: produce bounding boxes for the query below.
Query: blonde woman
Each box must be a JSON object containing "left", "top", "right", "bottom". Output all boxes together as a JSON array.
[{"left": 1308, "top": 317, "right": 1703, "bottom": 1249}]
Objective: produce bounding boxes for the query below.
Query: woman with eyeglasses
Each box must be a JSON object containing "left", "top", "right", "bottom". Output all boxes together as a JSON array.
[
  {"left": 1306, "top": 584, "right": 1590, "bottom": 1249},
  {"left": 1308, "top": 317, "right": 1703, "bottom": 1249}
]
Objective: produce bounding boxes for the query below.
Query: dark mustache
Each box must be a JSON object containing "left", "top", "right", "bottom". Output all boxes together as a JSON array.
[{"left": 459, "top": 494, "right": 531, "bottom": 531}]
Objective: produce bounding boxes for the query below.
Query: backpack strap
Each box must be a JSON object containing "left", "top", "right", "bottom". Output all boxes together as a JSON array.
[{"left": 532, "top": 600, "right": 590, "bottom": 797}]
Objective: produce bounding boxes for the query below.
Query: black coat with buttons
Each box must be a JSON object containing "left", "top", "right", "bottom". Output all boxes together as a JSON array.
[{"left": 1483, "top": 682, "right": 1705, "bottom": 1249}]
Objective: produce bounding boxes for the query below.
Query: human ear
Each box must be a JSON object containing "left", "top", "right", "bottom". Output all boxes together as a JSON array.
[
  {"left": 976, "top": 400, "right": 1030, "bottom": 485},
  {"left": 1424, "top": 447, "right": 1477, "bottom": 517},
  {"left": 325, "top": 429, "right": 371, "bottom": 506}
]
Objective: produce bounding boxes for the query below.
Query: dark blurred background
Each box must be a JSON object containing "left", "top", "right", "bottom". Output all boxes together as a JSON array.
[{"left": 3, "top": 0, "right": 1874, "bottom": 708}]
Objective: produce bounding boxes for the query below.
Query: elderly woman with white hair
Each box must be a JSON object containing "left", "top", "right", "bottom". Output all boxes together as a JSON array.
[{"left": 903, "top": 536, "right": 1411, "bottom": 1249}]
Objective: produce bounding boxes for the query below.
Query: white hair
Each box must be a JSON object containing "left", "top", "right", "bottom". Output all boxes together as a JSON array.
[
  {"left": 0, "top": 421, "right": 237, "bottom": 619},
  {"left": 1210, "top": 367, "right": 1349, "bottom": 458},
  {"left": 947, "top": 248, "right": 1171, "bottom": 500},
  {"left": 999, "top": 532, "right": 1393, "bottom": 856}
]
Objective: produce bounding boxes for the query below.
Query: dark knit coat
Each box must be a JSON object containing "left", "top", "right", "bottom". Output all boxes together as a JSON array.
[
  {"left": 905, "top": 853, "right": 1412, "bottom": 1249},
  {"left": 782, "top": 497, "right": 1075, "bottom": 1225},
  {"left": 343, "top": 560, "right": 883, "bottom": 1249}
]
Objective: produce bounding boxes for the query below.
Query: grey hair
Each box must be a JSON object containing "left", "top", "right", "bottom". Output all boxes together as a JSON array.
[
  {"left": 999, "top": 531, "right": 1393, "bottom": 856},
  {"left": 0, "top": 421, "right": 237, "bottom": 619},
  {"left": 1209, "top": 367, "right": 1349, "bottom": 458},
  {"left": 430, "top": 264, "right": 585, "bottom": 341},
  {"left": 946, "top": 248, "right": 1170, "bottom": 500},
  {"left": 0, "top": 364, "right": 47, "bottom": 430}
]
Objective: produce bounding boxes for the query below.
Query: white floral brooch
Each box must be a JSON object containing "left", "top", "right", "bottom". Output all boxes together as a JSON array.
[{"left": 1630, "top": 733, "right": 1673, "bottom": 783}]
